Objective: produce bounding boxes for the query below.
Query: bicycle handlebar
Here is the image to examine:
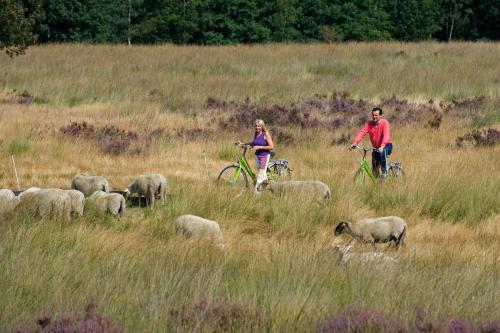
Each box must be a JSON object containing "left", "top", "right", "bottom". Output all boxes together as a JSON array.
[
  {"left": 235, "top": 142, "right": 253, "bottom": 150},
  {"left": 351, "top": 145, "right": 377, "bottom": 152}
]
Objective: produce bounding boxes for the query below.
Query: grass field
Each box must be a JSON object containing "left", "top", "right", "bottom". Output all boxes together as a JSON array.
[{"left": 0, "top": 42, "right": 499, "bottom": 332}]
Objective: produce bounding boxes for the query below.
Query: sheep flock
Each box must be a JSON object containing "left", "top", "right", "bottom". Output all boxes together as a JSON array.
[
  {"left": 2, "top": 173, "right": 409, "bottom": 258},
  {"left": 1, "top": 173, "right": 167, "bottom": 223}
]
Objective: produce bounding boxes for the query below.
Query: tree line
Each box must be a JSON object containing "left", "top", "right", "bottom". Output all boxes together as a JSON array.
[{"left": 1, "top": 0, "right": 499, "bottom": 55}]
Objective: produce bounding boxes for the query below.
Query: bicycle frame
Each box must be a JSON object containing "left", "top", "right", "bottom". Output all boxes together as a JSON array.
[
  {"left": 222, "top": 144, "right": 287, "bottom": 190},
  {"left": 356, "top": 146, "right": 377, "bottom": 183},
  {"left": 233, "top": 146, "right": 257, "bottom": 183}
]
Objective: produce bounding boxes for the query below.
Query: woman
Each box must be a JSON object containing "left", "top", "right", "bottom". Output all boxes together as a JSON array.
[{"left": 237, "top": 119, "right": 274, "bottom": 192}]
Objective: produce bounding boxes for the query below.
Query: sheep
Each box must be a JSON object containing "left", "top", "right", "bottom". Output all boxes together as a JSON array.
[
  {"left": 0, "top": 189, "right": 20, "bottom": 219},
  {"left": 71, "top": 174, "right": 110, "bottom": 197},
  {"left": 257, "top": 180, "right": 331, "bottom": 202},
  {"left": 16, "top": 188, "right": 71, "bottom": 223},
  {"left": 18, "top": 187, "right": 41, "bottom": 199},
  {"left": 147, "top": 173, "right": 168, "bottom": 205},
  {"left": 334, "top": 243, "right": 397, "bottom": 268},
  {"left": 334, "top": 216, "right": 407, "bottom": 250},
  {"left": 65, "top": 189, "right": 85, "bottom": 217},
  {"left": 175, "top": 214, "right": 224, "bottom": 249},
  {"left": 86, "top": 191, "right": 126, "bottom": 217},
  {"left": 124, "top": 173, "right": 167, "bottom": 207}
]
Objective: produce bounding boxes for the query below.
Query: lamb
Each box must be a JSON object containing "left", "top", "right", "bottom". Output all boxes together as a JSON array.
[
  {"left": 175, "top": 214, "right": 224, "bottom": 249},
  {"left": 86, "top": 191, "right": 126, "bottom": 217},
  {"left": 16, "top": 188, "right": 71, "bottom": 223},
  {"left": 124, "top": 173, "right": 168, "bottom": 207},
  {"left": 71, "top": 174, "right": 110, "bottom": 197},
  {"left": 334, "top": 216, "right": 407, "bottom": 250},
  {"left": 257, "top": 180, "right": 331, "bottom": 201},
  {"left": 0, "top": 189, "right": 20, "bottom": 219},
  {"left": 65, "top": 190, "right": 85, "bottom": 217},
  {"left": 334, "top": 243, "right": 397, "bottom": 267}
]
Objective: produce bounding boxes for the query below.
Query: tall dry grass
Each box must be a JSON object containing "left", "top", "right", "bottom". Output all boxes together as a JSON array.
[
  {"left": 1, "top": 42, "right": 499, "bottom": 107},
  {"left": 0, "top": 43, "right": 499, "bottom": 332}
]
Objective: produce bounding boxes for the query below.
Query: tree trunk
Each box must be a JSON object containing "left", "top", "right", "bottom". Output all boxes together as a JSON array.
[
  {"left": 448, "top": 18, "right": 454, "bottom": 41},
  {"left": 128, "top": 0, "right": 131, "bottom": 46}
]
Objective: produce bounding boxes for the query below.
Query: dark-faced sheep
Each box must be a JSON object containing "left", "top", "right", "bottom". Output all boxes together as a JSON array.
[
  {"left": 71, "top": 174, "right": 110, "bottom": 197},
  {"left": 257, "top": 180, "right": 331, "bottom": 202},
  {"left": 334, "top": 216, "right": 407, "bottom": 250}
]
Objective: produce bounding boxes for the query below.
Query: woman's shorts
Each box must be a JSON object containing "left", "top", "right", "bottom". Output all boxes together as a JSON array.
[{"left": 255, "top": 154, "right": 270, "bottom": 170}]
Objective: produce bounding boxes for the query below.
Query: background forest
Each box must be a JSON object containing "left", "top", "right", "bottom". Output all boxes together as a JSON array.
[{"left": 2, "top": 0, "right": 500, "bottom": 51}]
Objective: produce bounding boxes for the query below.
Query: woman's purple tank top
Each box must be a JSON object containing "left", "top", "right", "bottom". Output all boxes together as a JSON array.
[{"left": 252, "top": 131, "right": 270, "bottom": 156}]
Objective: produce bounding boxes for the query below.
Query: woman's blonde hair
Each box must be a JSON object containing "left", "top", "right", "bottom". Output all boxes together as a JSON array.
[{"left": 255, "top": 119, "right": 268, "bottom": 133}]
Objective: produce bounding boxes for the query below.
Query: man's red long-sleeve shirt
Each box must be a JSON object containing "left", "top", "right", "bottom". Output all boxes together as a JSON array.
[{"left": 353, "top": 119, "right": 392, "bottom": 148}]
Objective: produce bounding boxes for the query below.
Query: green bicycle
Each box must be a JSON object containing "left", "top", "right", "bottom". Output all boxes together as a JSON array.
[
  {"left": 217, "top": 143, "right": 292, "bottom": 196},
  {"left": 353, "top": 145, "right": 404, "bottom": 184}
]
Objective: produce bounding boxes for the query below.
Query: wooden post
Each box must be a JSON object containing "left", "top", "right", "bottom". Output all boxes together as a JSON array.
[
  {"left": 203, "top": 151, "right": 210, "bottom": 187},
  {"left": 11, "top": 155, "right": 21, "bottom": 191}
]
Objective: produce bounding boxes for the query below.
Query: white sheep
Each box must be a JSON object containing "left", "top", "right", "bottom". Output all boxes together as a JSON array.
[
  {"left": 257, "top": 180, "right": 331, "bottom": 201},
  {"left": 334, "top": 216, "right": 407, "bottom": 250},
  {"left": 148, "top": 173, "right": 168, "bottom": 204},
  {"left": 0, "top": 189, "right": 20, "bottom": 219},
  {"left": 16, "top": 188, "right": 71, "bottom": 223},
  {"left": 71, "top": 174, "right": 110, "bottom": 197},
  {"left": 124, "top": 173, "right": 167, "bottom": 207},
  {"left": 86, "top": 191, "right": 126, "bottom": 217},
  {"left": 65, "top": 189, "right": 85, "bottom": 217},
  {"left": 175, "top": 214, "right": 225, "bottom": 249},
  {"left": 18, "top": 187, "right": 41, "bottom": 199},
  {"left": 334, "top": 243, "right": 397, "bottom": 267}
]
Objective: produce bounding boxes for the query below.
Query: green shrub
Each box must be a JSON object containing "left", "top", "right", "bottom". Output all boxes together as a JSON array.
[{"left": 8, "top": 137, "right": 30, "bottom": 155}]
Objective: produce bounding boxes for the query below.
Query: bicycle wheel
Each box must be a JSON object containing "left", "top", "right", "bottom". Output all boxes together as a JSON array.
[
  {"left": 353, "top": 168, "right": 366, "bottom": 184},
  {"left": 388, "top": 163, "right": 405, "bottom": 178},
  {"left": 267, "top": 162, "right": 292, "bottom": 181},
  {"left": 217, "top": 165, "right": 248, "bottom": 197}
]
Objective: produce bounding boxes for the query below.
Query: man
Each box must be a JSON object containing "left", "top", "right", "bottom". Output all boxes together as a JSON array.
[{"left": 350, "top": 107, "right": 393, "bottom": 178}]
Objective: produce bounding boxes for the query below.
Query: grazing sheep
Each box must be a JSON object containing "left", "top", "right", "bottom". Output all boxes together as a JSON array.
[
  {"left": 65, "top": 190, "right": 85, "bottom": 217},
  {"left": 334, "top": 216, "right": 407, "bottom": 250},
  {"left": 0, "top": 189, "right": 20, "bottom": 219},
  {"left": 86, "top": 191, "right": 126, "bottom": 217},
  {"left": 0, "top": 189, "right": 17, "bottom": 197},
  {"left": 175, "top": 214, "right": 224, "bottom": 249},
  {"left": 18, "top": 187, "right": 41, "bottom": 199},
  {"left": 71, "top": 174, "right": 110, "bottom": 197},
  {"left": 257, "top": 180, "right": 331, "bottom": 201},
  {"left": 124, "top": 173, "right": 168, "bottom": 207},
  {"left": 334, "top": 243, "right": 397, "bottom": 267},
  {"left": 16, "top": 189, "right": 71, "bottom": 223},
  {"left": 148, "top": 173, "right": 168, "bottom": 204}
]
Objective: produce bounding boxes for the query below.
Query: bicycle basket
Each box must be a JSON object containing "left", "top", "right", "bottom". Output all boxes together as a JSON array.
[
  {"left": 389, "top": 161, "right": 401, "bottom": 168},
  {"left": 269, "top": 159, "right": 289, "bottom": 168}
]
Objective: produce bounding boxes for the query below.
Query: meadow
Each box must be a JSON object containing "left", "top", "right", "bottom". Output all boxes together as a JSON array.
[{"left": 0, "top": 42, "right": 499, "bottom": 332}]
